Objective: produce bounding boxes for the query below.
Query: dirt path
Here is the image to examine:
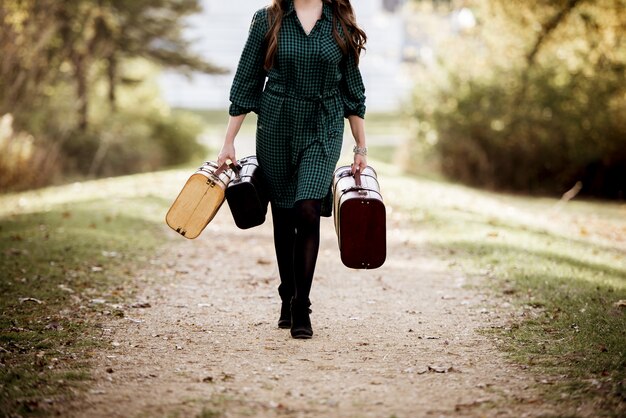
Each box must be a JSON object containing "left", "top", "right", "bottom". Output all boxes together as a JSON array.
[{"left": 70, "top": 200, "right": 554, "bottom": 418}]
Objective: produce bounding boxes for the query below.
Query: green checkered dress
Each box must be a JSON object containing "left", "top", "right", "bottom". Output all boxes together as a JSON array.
[{"left": 229, "top": 1, "right": 366, "bottom": 216}]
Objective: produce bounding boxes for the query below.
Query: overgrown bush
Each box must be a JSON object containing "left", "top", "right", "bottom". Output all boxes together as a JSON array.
[
  {"left": 61, "top": 110, "right": 205, "bottom": 179},
  {"left": 0, "top": 61, "right": 206, "bottom": 193},
  {"left": 0, "top": 115, "right": 62, "bottom": 191},
  {"left": 408, "top": 0, "right": 626, "bottom": 199},
  {"left": 413, "top": 67, "right": 626, "bottom": 197}
]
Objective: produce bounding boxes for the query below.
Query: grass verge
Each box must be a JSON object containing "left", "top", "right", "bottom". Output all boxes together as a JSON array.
[
  {"left": 377, "top": 162, "right": 626, "bottom": 416},
  {"left": 0, "top": 170, "right": 182, "bottom": 416}
]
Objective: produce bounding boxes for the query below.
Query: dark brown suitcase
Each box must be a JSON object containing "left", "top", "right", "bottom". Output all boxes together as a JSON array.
[
  {"left": 225, "top": 156, "right": 269, "bottom": 229},
  {"left": 332, "top": 165, "right": 386, "bottom": 269}
]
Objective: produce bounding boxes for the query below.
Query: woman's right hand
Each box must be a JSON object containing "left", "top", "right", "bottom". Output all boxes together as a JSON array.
[{"left": 217, "top": 142, "right": 236, "bottom": 167}]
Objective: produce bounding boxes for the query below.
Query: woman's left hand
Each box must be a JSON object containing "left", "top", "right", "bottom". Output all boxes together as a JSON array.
[{"left": 353, "top": 153, "right": 367, "bottom": 174}]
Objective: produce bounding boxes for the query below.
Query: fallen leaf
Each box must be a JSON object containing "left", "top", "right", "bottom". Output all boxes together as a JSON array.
[
  {"left": 614, "top": 300, "right": 626, "bottom": 309},
  {"left": 6, "top": 248, "right": 27, "bottom": 256},
  {"left": 428, "top": 365, "right": 457, "bottom": 373},
  {"left": 257, "top": 258, "right": 271, "bottom": 265},
  {"left": 91, "top": 266, "right": 103, "bottom": 273},
  {"left": 58, "top": 284, "right": 74, "bottom": 293},
  {"left": 89, "top": 299, "right": 107, "bottom": 304},
  {"left": 455, "top": 398, "right": 492, "bottom": 411},
  {"left": 202, "top": 376, "right": 214, "bottom": 383},
  {"left": 10, "top": 326, "right": 30, "bottom": 333},
  {"left": 19, "top": 297, "right": 43, "bottom": 304},
  {"left": 131, "top": 302, "right": 151, "bottom": 308},
  {"left": 89, "top": 389, "right": 106, "bottom": 395}
]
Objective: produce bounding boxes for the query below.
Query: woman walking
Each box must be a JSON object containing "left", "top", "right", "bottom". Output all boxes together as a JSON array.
[{"left": 217, "top": 0, "right": 368, "bottom": 339}]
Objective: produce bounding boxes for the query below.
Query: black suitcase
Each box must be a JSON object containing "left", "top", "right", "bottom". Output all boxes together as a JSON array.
[{"left": 225, "top": 156, "right": 269, "bottom": 229}]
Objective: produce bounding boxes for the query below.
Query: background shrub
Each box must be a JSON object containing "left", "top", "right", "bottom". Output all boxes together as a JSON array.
[
  {"left": 0, "top": 61, "right": 207, "bottom": 193},
  {"left": 408, "top": 0, "right": 626, "bottom": 199}
]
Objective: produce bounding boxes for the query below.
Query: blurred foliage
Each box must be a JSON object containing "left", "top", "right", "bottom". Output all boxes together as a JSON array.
[
  {"left": 408, "top": 0, "right": 626, "bottom": 198},
  {"left": 0, "top": 0, "right": 221, "bottom": 192}
]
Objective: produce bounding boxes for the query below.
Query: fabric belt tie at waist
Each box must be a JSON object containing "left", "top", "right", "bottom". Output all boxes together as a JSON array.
[{"left": 265, "top": 85, "right": 339, "bottom": 165}]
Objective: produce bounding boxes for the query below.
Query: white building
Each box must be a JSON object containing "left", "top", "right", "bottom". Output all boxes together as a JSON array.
[{"left": 160, "top": 0, "right": 410, "bottom": 112}]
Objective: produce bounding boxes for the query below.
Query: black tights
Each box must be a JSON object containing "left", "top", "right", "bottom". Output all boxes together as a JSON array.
[{"left": 271, "top": 199, "right": 322, "bottom": 302}]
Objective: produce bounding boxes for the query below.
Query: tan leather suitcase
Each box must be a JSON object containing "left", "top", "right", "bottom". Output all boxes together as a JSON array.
[
  {"left": 165, "top": 162, "right": 231, "bottom": 239},
  {"left": 332, "top": 165, "right": 386, "bottom": 269}
]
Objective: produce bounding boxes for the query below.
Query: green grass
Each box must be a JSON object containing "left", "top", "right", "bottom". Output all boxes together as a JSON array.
[
  {"left": 0, "top": 170, "right": 181, "bottom": 416},
  {"left": 376, "top": 162, "right": 626, "bottom": 415},
  {"left": 196, "top": 407, "right": 223, "bottom": 418}
]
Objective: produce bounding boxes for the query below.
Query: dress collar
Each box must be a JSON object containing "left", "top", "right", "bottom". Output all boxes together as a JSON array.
[{"left": 285, "top": 1, "right": 333, "bottom": 21}]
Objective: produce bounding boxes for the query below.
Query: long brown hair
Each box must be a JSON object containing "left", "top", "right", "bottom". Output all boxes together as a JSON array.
[{"left": 264, "top": 0, "right": 367, "bottom": 71}]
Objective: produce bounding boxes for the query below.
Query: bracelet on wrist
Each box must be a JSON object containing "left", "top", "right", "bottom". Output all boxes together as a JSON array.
[{"left": 353, "top": 145, "right": 368, "bottom": 156}]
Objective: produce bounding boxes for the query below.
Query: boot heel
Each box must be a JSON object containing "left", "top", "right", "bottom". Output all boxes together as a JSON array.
[
  {"left": 290, "top": 298, "right": 313, "bottom": 339},
  {"left": 278, "top": 300, "right": 291, "bottom": 329}
]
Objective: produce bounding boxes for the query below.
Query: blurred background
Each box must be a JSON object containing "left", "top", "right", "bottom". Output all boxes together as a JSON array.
[{"left": 1, "top": 0, "right": 625, "bottom": 199}]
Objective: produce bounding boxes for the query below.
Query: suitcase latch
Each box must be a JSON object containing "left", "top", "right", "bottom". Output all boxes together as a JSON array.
[{"left": 176, "top": 227, "right": 187, "bottom": 237}]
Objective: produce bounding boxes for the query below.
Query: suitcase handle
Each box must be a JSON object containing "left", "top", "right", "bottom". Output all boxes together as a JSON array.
[
  {"left": 214, "top": 162, "right": 230, "bottom": 177},
  {"left": 354, "top": 168, "right": 362, "bottom": 187},
  {"left": 229, "top": 162, "right": 241, "bottom": 177},
  {"left": 352, "top": 167, "right": 368, "bottom": 196}
]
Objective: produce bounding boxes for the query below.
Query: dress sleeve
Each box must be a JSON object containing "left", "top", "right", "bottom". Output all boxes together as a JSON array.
[
  {"left": 229, "top": 9, "right": 268, "bottom": 116},
  {"left": 339, "top": 52, "right": 366, "bottom": 119}
]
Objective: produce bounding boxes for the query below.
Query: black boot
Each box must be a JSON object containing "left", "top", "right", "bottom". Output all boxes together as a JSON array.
[
  {"left": 277, "top": 285, "right": 293, "bottom": 329},
  {"left": 278, "top": 300, "right": 291, "bottom": 329},
  {"left": 290, "top": 298, "right": 313, "bottom": 339}
]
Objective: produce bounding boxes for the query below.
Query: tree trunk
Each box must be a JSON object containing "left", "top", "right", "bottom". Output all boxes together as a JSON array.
[
  {"left": 74, "top": 52, "right": 89, "bottom": 131},
  {"left": 107, "top": 53, "right": 117, "bottom": 112}
]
